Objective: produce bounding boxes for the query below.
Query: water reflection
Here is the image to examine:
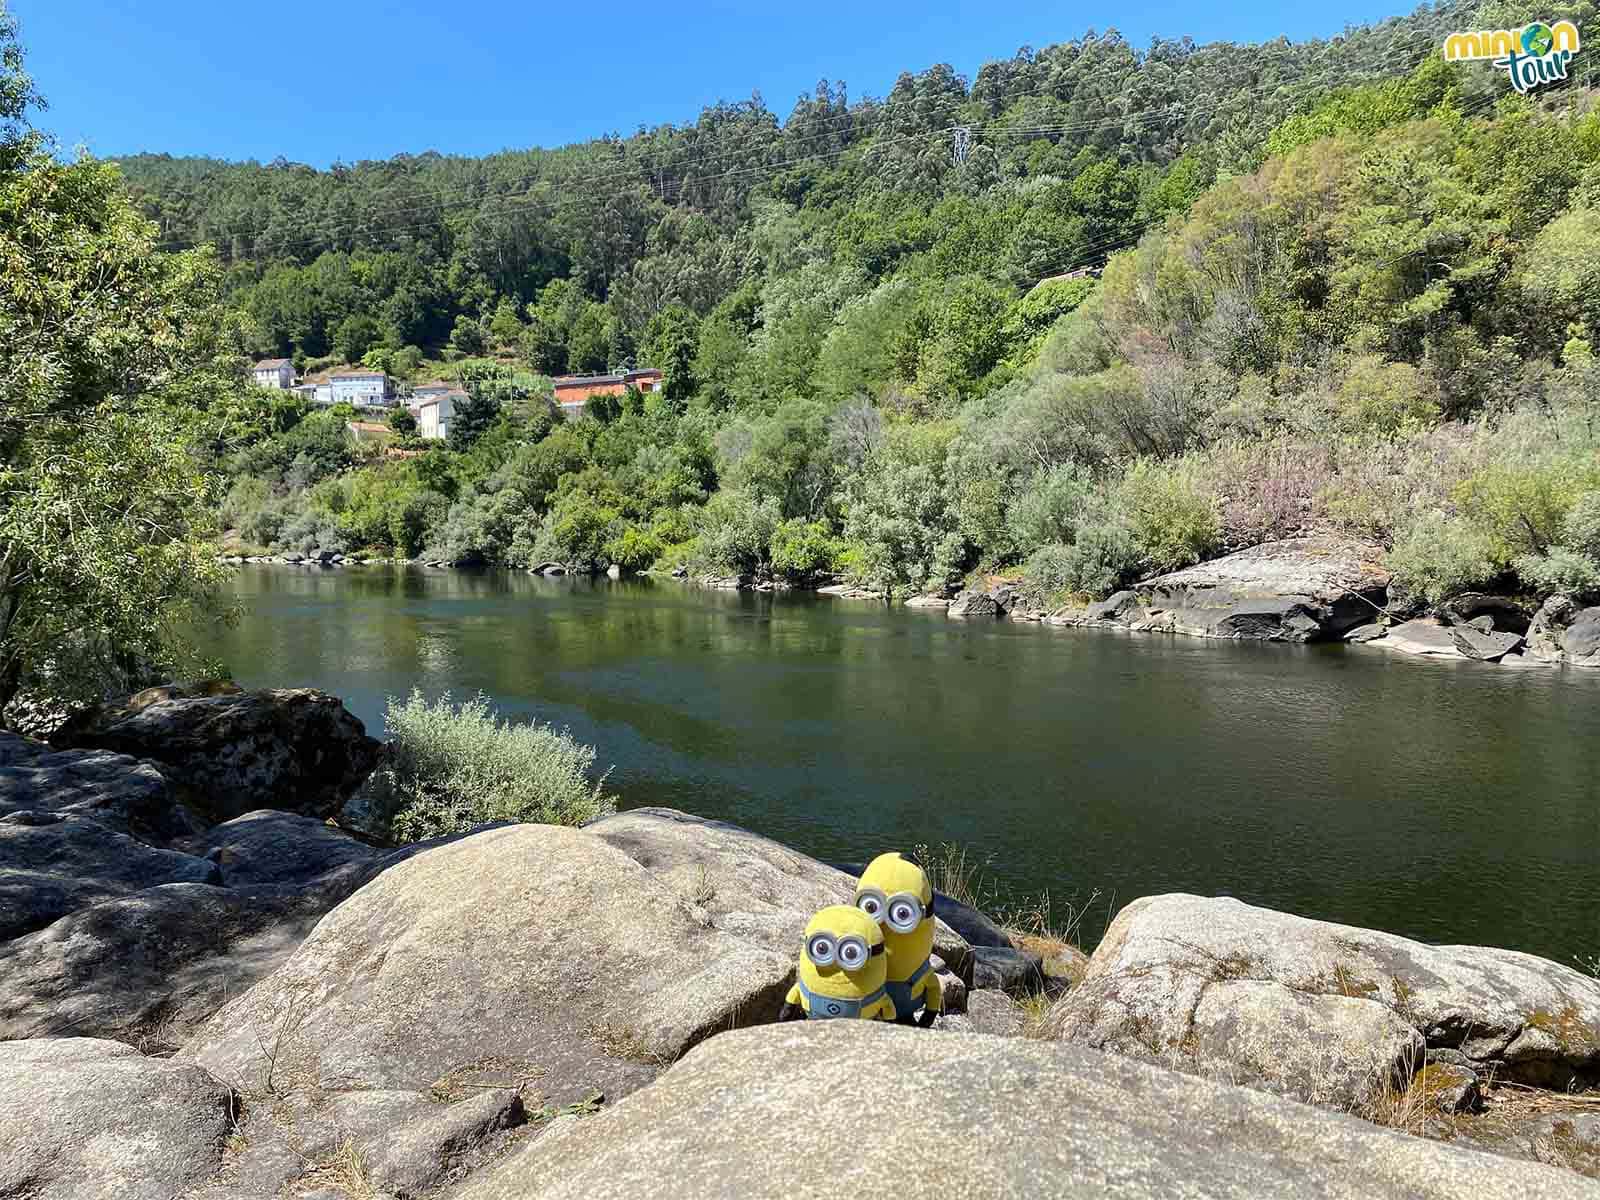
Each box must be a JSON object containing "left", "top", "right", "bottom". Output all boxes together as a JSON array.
[{"left": 202, "top": 564, "right": 1600, "bottom": 964}]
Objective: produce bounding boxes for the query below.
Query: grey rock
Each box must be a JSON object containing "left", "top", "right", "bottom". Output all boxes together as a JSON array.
[
  {"left": 1086, "top": 589, "right": 1142, "bottom": 623},
  {"left": 1048, "top": 894, "right": 1600, "bottom": 1107},
  {"left": 52, "top": 686, "right": 381, "bottom": 823},
  {"left": 972, "top": 944, "right": 1045, "bottom": 995},
  {"left": 0, "top": 879, "right": 367, "bottom": 1045},
  {"left": 1528, "top": 595, "right": 1579, "bottom": 662},
  {"left": 0, "top": 812, "right": 218, "bottom": 940},
  {"left": 0, "top": 732, "right": 197, "bottom": 844},
  {"left": 0, "top": 1037, "right": 236, "bottom": 1200},
  {"left": 949, "top": 987, "right": 1028, "bottom": 1037},
  {"left": 454, "top": 1022, "right": 1598, "bottom": 1200},
  {"left": 198, "top": 809, "right": 377, "bottom": 888},
  {"left": 1139, "top": 536, "right": 1389, "bottom": 641},
  {"left": 1384, "top": 619, "right": 1467, "bottom": 658},
  {"left": 1441, "top": 593, "right": 1534, "bottom": 635},
  {"left": 182, "top": 822, "right": 847, "bottom": 1110},
  {"left": 1344, "top": 621, "right": 1388, "bottom": 643},
  {"left": 947, "top": 590, "right": 1001, "bottom": 618},
  {"left": 1419, "top": 1059, "right": 1481, "bottom": 1114},
  {"left": 1564, "top": 607, "right": 1600, "bottom": 667},
  {"left": 1451, "top": 625, "right": 1525, "bottom": 662},
  {"left": 903, "top": 594, "right": 953, "bottom": 608},
  {"left": 594, "top": 812, "right": 972, "bottom": 983}
]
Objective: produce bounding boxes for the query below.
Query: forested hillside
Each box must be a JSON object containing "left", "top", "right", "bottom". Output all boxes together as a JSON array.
[{"left": 121, "top": 0, "right": 1600, "bottom": 613}]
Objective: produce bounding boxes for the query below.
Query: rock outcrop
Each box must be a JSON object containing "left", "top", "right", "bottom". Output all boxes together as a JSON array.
[
  {"left": 0, "top": 713, "right": 393, "bottom": 1047},
  {"left": 1048, "top": 894, "right": 1600, "bottom": 1112},
  {"left": 1049, "top": 537, "right": 1391, "bottom": 642},
  {"left": 454, "top": 1022, "right": 1597, "bottom": 1200},
  {"left": 52, "top": 686, "right": 380, "bottom": 823},
  {"left": 0, "top": 1037, "right": 237, "bottom": 1200},
  {"left": 186, "top": 818, "right": 971, "bottom": 1114}
]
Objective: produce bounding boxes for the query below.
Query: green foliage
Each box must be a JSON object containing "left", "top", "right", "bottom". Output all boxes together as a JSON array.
[
  {"left": 1117, "top": 460, "right": 1219, "bottom": 574},
  {"left": 693, "top": 490, "right": 778, "bottom": 576},
  {"left": 1006, "top": 464, "right": 1094, "bottom": 556},
  {"left": 770, "top": 519, "right": 842, "bottom": 582},
  {"left": 0, "top": 53, "right": 238, "bottom": 716},
  {"left": 1453, "top": 461, "right": 1600, "bottom": 562},
  {"left": 381, "top": 690, "right": 614, "bottom": 842},
  {"left": 1515, "top": 546, "right": 1600, "bottom": 599},
  {"left": 1386, "top": 513, "right": 1499, "bottom": 604},
  {"left": 1335, "top": 357, "right": 1439, "bottom": 437},
  {"left": 388, "top": 406, "right": 418, "bottom": 436}
]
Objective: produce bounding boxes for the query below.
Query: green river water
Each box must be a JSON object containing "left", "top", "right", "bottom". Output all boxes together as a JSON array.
[{"left": 205, "top": 564, "right": 1600, "bottom": 963}]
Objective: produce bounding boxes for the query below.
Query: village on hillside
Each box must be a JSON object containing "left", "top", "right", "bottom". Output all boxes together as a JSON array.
[{"left": 248, "top": 358, "right": 665, "bottom": 443}]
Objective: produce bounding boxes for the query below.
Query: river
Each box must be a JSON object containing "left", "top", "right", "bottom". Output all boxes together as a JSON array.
[{"left": 204, "top": 564, "right": 1600, "bottom": 965}]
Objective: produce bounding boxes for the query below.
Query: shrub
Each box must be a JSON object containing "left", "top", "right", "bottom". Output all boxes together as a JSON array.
[
  {"left": 1515, "top": 547, "right": 1600, "bottom": 598},
  {"left": 694, "top": 490, "right": 778, "bottom": 576},
  {"left": 1118, "top": 460, "right": 1219, "bottom": 573},
  {"left": 1335, "top": 357, "right": 1439, "bottom": 437},
  {"left": 1386, "top": 513, "right": 1499, "bottom": 604},
  {"left": 605, "top": 525, "right": 664, "bottom": 573},
  {"left": 1066, "top": 524, "right": 1143, "bottom": 598},
  {"left": 1561, "top": 491, "right": 1600, "bottom": 558},
  {"left": 382, "top": 690, "right": 613, "bottom": 842},
  {"left": 770, "top": 518, "right": 842, "bottom": 582},
  {"left": 1006, "top": 464, "right": 1093, "bottom": 556},
  {"left": 1453, "top": 462, "right": 1600, "bottom": 562}
]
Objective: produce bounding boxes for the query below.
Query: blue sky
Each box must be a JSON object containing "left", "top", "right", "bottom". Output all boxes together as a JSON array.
[{"left": 18, "top": 0, "right": 1409, "bottom": 166}]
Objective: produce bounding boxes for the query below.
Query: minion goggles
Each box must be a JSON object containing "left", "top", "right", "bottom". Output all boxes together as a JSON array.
[
  {"left": 805, "top": 931, "right": 885, "bottom": 969},
  {"left": 855, "top": 888, "right": 934, "bottom": 934}
]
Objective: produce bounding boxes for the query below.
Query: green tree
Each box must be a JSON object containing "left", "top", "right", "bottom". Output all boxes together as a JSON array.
[{"left": 0, "top": 24, "right": 237, "bottom": 716}]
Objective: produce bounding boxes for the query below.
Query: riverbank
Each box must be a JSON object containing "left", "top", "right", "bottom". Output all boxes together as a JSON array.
[
  {"left": 2, "top": 684, "right": 1597, "bottom": 1196},
  {"left": 217, "top": 533, "right": 1600, "bottom": 671}
]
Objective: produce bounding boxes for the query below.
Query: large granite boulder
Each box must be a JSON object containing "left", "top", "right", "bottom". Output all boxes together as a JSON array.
[
  {"left": 1137, "top": 536, "right": 1389, "bottom": 642},
  {"left": 0, "top": 1037, "right": 237, "bottom": 1200},
  {"left": 184, "top": 822, "right": 814, "bottom": 1108},
  {"left": 947, "top": 589, "right": 1002, "bottom": 618},
  {"left": 1528, "top": 595, "right": 1580, "bottom": 663},
  {"left": 593, "top": 810, "right": 973, "bottom": 983},
  {"left": 52, "top": 686, "right": 380, "bottom": 823},
  {"left": 454, "top": 1022, "right": 1597, "bottom": 1200},
  {"left": 1384, "top": 619, "right": 1467, "bottom": 658},
  {"left": 1565, "top": 606, "right": 1600, "bottom": 667},
  {"left": 1048, "top": 895, "right": 1600, "bottom": 1113},
  {"left": 1451, "top": 625, "right": 1524, "bottom": 662}
]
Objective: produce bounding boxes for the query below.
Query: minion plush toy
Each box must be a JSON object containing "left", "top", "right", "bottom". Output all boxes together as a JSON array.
[
  {"left": 777, "top": 905, "right": 898, "bottom": 1021},
  {"left": 854, "top": 851, "right": 943, "bottom": 1028}
]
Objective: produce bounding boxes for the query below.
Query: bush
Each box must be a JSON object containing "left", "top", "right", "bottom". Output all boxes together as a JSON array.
[
  {"left": 770, "top": 518, "right": 842, "bottom": 582},
  {"left": 1453, "top": 462, "right": 1600, "bottom": 562},
  {"left": 1561, "top": 491, "right": 1600, "bottom": 558},
  {"left": 1386, "top": 513, "right": 1499, "bottom": 604},
  {"left": 1006, "top": 464, "right": 1093, "bottom": 556},
  {"left": 1118, "top": 460, "right": 1219, "bottom": 573},
  {"left": 605, "top": 525, "right": 664, "bottom": 573},
  {"left": 381, "top": 690, "right": 613, "bottom": 842},
  {"left": 694, "top": 490, "right": 778, "bottom": 576},
  {"left": 1062, "top": 524, "right": 1143, "bottom": 598},
  {"left": 1334, "top": 357, "right": 1439, "bottom": 437},
  {"left": 1515, "top": 547, "right": 1600, "bottom": 598}
]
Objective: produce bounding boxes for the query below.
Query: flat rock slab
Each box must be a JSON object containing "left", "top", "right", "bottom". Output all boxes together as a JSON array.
[
  {"left": 453, "top": 1022, "right": 1599, "bottom": 1200},
  {"left": 0, "top": 733, "right": 196, "bottom": 844},
  {"left": 1138, "top": 536, "right": 1389, "bottom": 641},
  {"left": 1384, "top": 620, "right": 1467, "bottom": 658},
  {"left": 1048, "top": 894, "right": 1600, "bottom": 1108},
  {"left": 1451, "top": 626, "right": 1524, "bottom": 662},
  {"left": 0, "top": 1037, "right": 236, "bottom": 1200},
  {"left": 1565, "top": 607, "right": 1600, "bottom": 667}
]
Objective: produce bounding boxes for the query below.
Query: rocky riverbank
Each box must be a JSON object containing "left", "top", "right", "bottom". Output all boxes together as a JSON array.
[
  {"left": 2, "top": 683, "right": 1598, "bottom": 1197},
  {"left": 220, "top": 537, "right": 1600, "bottom": 671}
]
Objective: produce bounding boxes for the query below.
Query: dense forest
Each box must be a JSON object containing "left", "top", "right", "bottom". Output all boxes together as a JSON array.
[{"left": 106, "top": 0, "right": 1600, "bottom": 615}]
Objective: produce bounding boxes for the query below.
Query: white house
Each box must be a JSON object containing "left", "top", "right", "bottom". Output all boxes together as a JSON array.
[
  {"left": 329, "top": 370, "right": 392, "bottom": 408},
  {"left": 251, "top": 358, "right": 295, "bottom": 390},
  {"left": 408, "top": 382, "right": 453, "bottom": 414},
  {"left": 417, "top": 390, "right": 463, "bottom": 441}
]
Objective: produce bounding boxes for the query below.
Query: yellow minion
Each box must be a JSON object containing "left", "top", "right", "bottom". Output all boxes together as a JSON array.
[
  {"left": 855, "top": 852, "right": 943, "bottom": 1027},
  {"left": 778, "top": 905, "right": 897, "bottom": 1022}
]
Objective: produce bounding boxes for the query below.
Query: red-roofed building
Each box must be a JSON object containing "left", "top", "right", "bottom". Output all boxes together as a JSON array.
[{"left": 552, "top": 368, "right": 664, "bottom": 420}]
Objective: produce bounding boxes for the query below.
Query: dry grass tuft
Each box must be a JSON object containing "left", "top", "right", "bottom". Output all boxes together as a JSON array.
[{"left": 301, "top": 1137, "right": 378, "bottom": 1199}]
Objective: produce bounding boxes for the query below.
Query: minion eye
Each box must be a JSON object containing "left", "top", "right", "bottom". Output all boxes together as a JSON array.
[
  {"left": 806, "top": 933, "right": 837, "bottom": 966},
  {"left": 886, "top": 895, "right": 921, "bottom": 933},
  {"left": 856, "top": 890, "right": 885, "bottom": 921},
  {"left": 837, "top": 937, "right": 868, "bottom": 969}
]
